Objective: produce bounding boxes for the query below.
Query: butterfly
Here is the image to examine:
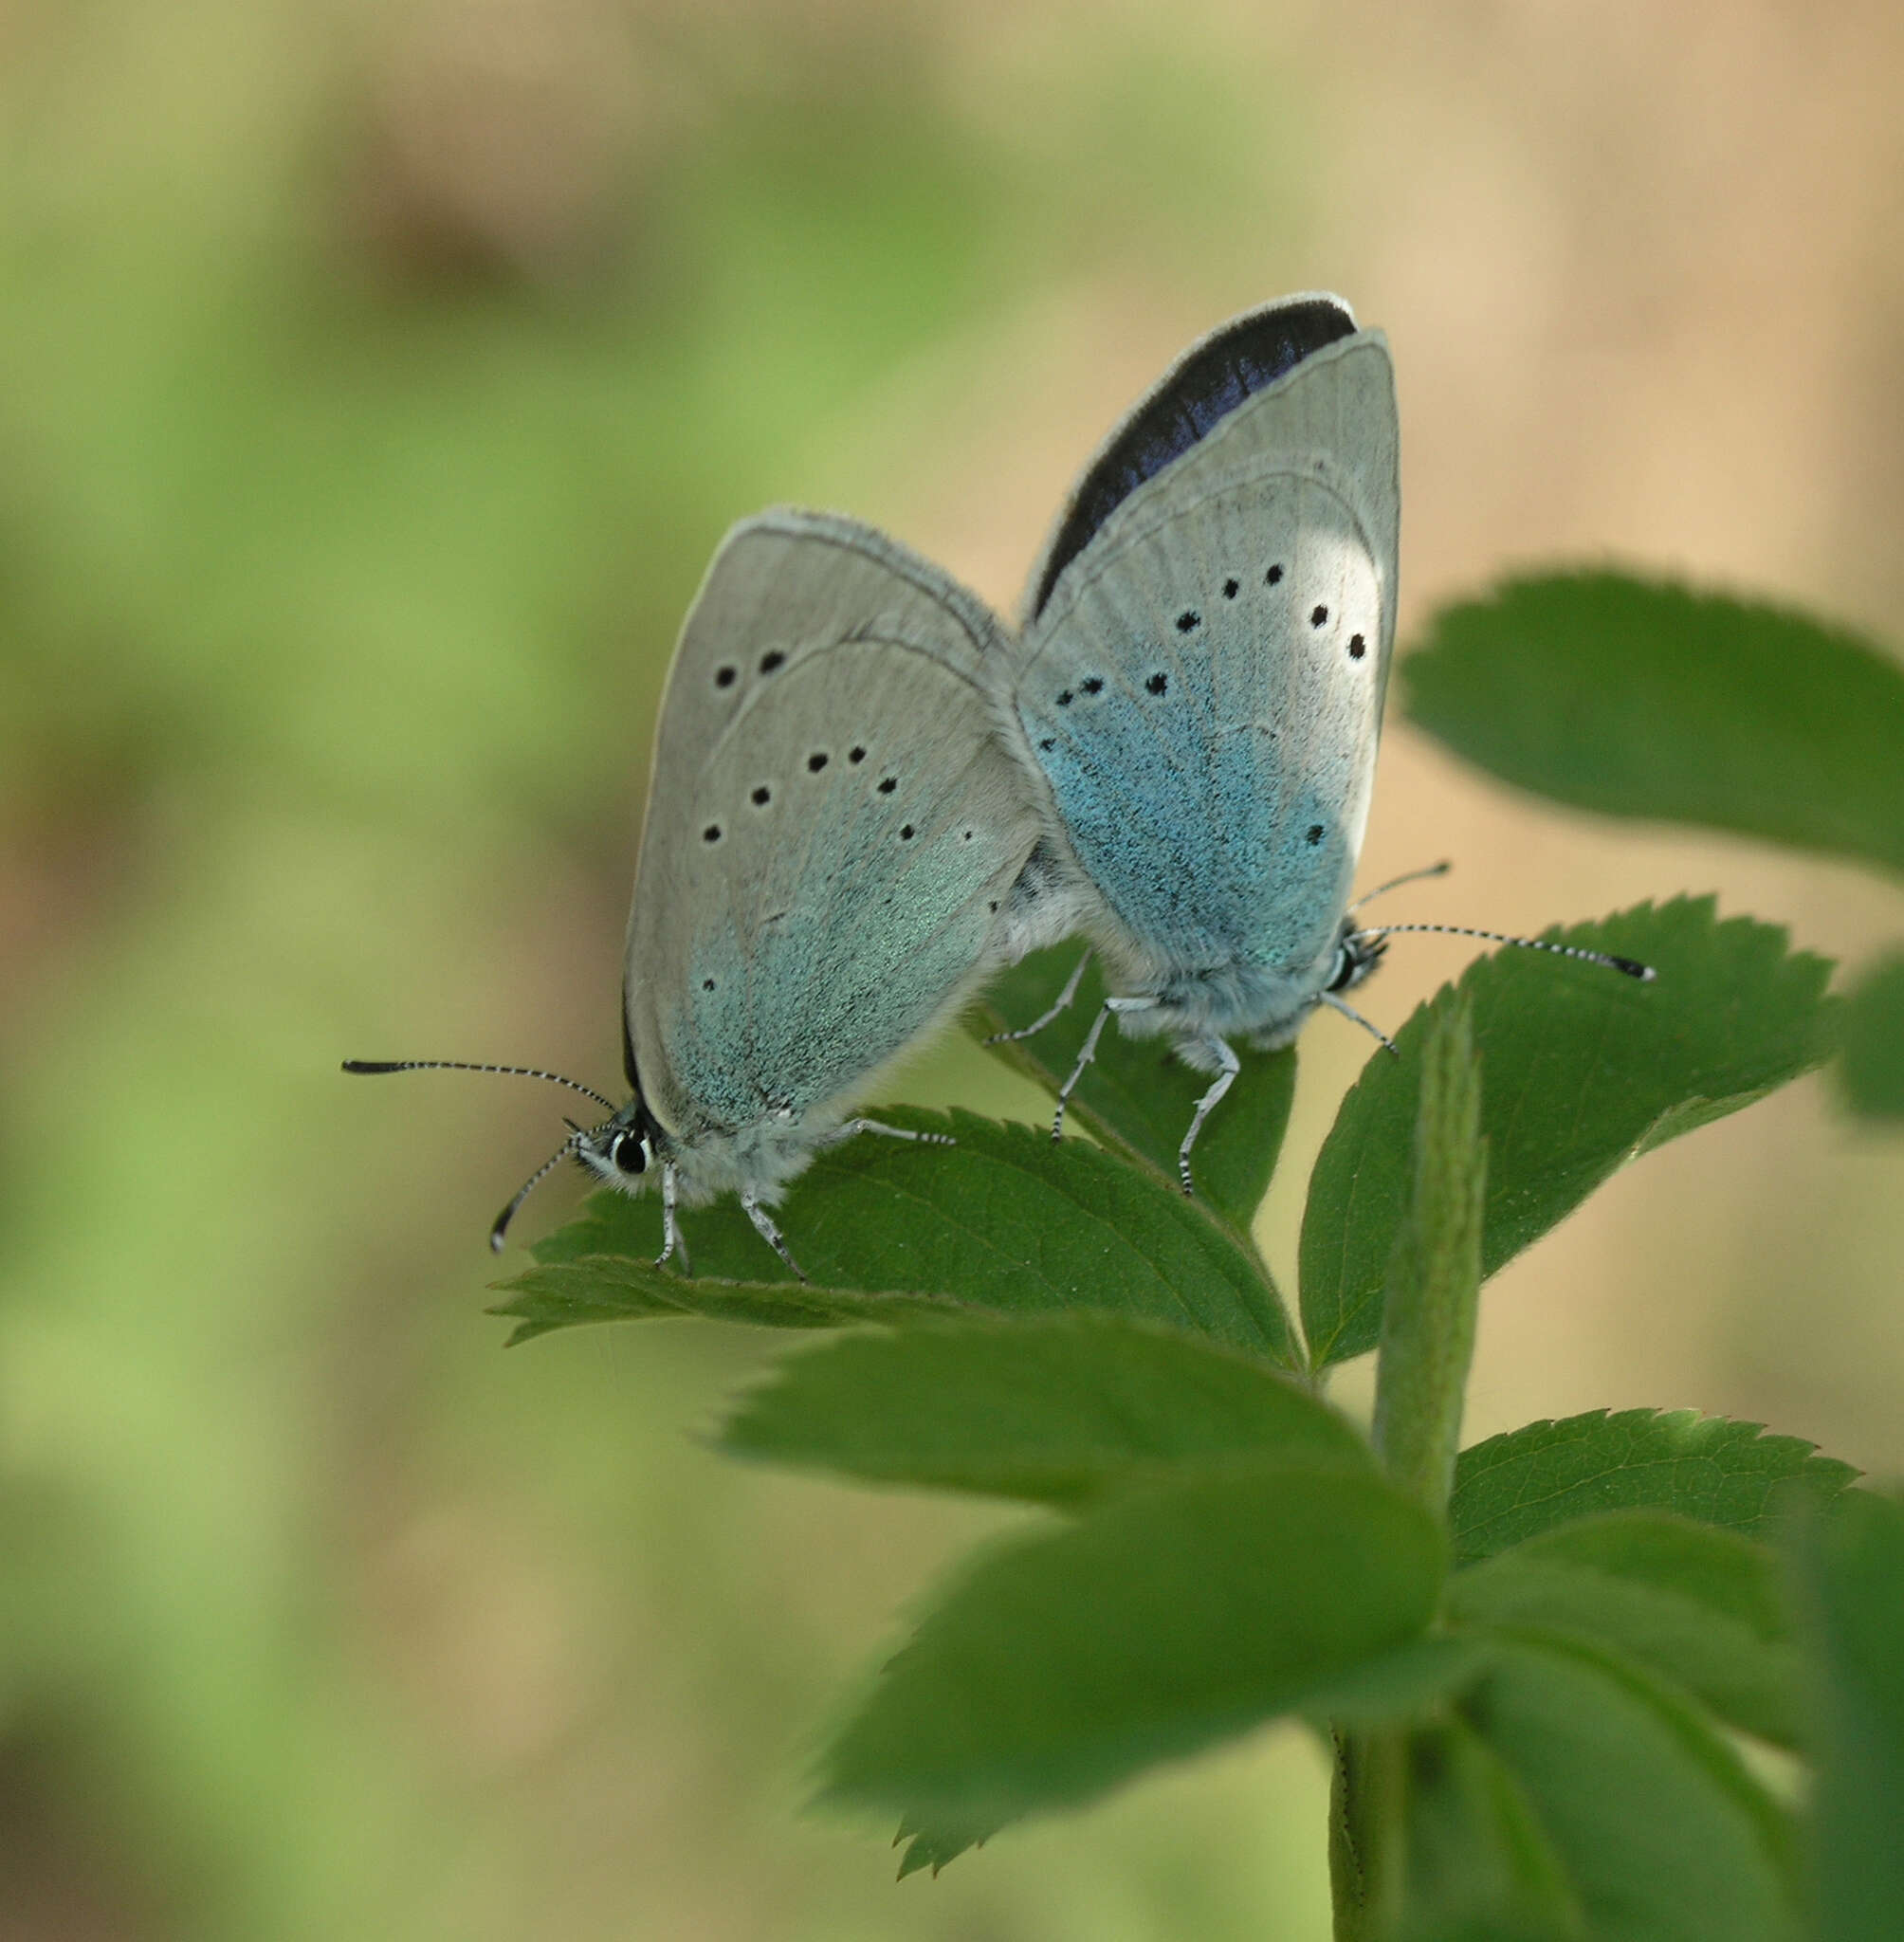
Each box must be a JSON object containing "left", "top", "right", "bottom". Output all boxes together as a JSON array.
[
  {"left": 987, "top": 295, "right": 1644, "bottom": 1191},
  {"left": 350, "top": 509, "right": 1063, "bottom": 1272}
]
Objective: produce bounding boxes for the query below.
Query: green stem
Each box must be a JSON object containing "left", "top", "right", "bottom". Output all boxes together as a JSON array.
[
  {"left": 1328, "top": 1002, "right": 1487, "bottom": 1939},
  {"left": 1369, "top": 1002, "right": 1487, "bottom": 1519},
  {"left": 1329, "top": 1727, "right": 1408, "bottom": 1941}
]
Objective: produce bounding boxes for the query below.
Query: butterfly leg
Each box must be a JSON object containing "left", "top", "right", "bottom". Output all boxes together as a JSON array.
[
  {"left": 741, "top": 1190, "right": 807, "bottom": 1283},
  {"left": 984, "top": 946, "right": 1092, "bottom": 1045},
  {"left": 1320, "top": 989, "right": 1400, "bottom": 1056},
  {"left": 651, "top": 1162, "right": 690, "bottom": 1272},
  {"left": 824, "top": 1118, "right": 957, "bottom": 1149},
  {"left": 1052, "top": 995, "right": 1157, "bottom": 1142},
  {"left": 1177, "top": 1037, "right": 1241, "bottom": 1196}
]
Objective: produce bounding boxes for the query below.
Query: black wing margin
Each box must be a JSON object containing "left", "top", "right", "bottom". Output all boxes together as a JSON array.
[{"left": 1030, "top": 297, "right": 1358, "bottom": 620}]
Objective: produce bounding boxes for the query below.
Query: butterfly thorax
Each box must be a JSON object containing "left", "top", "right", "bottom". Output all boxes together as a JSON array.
[
  {"left": 1111, "top": 934, "right": 1339, "bottom": 1048},
  {"left": 1106, "top": 912, "right": 1384, "bottom": 1052}
]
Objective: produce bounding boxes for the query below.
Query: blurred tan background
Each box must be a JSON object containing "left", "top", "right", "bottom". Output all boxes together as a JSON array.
[{"left": 2, "top": 1, "right": 1901, "bottom": 1934}]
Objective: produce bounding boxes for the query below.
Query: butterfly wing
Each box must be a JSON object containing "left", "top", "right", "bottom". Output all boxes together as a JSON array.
[
  {"left": 626, "top": 509, "right": 1040, "bottom": 1143},
  {"left": 1006, "top": 299, "right": 1399, "bottom": 1004}
]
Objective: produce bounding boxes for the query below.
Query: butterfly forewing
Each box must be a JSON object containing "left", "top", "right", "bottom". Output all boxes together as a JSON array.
[{"left": 1005, "top": 323, "right": 1400, "bottom": 990}]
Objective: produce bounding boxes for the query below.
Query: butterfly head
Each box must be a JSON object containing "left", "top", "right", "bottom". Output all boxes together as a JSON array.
[
  {"left": 1325, "top": 920, "right": 1387, "bottom": 997},
  {"left": 574, "top": 1098, "right": 666, "bottom": 1193}
]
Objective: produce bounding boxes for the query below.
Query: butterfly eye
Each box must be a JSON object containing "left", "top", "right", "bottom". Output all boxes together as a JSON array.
[
  {"left": 1327, "top": 933, "right": 1385, "bottom": 993},
  {"left": 613, "top": 1131, "right": 649, "bottom": 1176}
]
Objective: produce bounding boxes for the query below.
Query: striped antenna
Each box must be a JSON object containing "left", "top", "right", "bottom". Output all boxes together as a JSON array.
[
  {"left": 1348, "top": 859, "right": 1452, "bottom": 912},
  {"left": 488, "top": 1132, "right": 586, "bottom": 1254},
  {"left": 342, "top": 1059, "right": 620, "bottom": 1115},
  {"left": 1348, "top": 924, "right": 1655, "bottom": 981}
]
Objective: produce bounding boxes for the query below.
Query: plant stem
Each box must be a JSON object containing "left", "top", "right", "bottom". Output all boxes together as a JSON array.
[
  {"left": 1370, "top": 1001, "right": 1486, "bottom": 1520},
  {"left": 1328, "top": 1001, "right": 1487, "bottom": 1939},
  {"left": 1329, "top": 1727, "right": 1408, "bottom": 1941}
]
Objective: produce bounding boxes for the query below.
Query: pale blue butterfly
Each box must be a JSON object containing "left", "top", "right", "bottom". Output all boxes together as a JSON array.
[
  {"left": 988, "top": 295, "right": 1649, "bottom": 1189},
  {"left": 350, "top": 509, "right": 1059, "bottom": 1272}
]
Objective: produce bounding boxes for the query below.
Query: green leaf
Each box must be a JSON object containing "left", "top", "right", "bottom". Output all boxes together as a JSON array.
[
  {"left": 818, "top": 1466, "right": 1443, "bottom": 1831},
  {"left": 893, "top": 1810, "right": 995, "bottom": 1880},
  {"left": 719, "top": 1312, "right": 1369, "bottom": 1505},
  {"left": 1786, "top": 1488, "right": 1904, "bottom": 1942},
  {"left": 970, "top": 942, "right": 1298, "bottom": 1242},
  {"left": 1461, "top": 1638, "right": 1800, "bottom": 1942},
  {"left": 495, "top": 1109, "right": 1294, "bottom": 1362},
  {"left": 1837, "top": 950, "right": 1904, "bottom": 1122},
  {"left": 1448, "top": 1511, "right": 1802, "bottom": 1747},
  {"left": 1300, "top": 898, "right": 1835, "bottom": 1365},
  {"left": 1304, "top": 1636, "right": 1495, "bottom": 1729},
  {"left": 1373, "top": 998, "right": 1487, "bottom": 1518},
  {"left": 1403, "top": 571, "right": 1904, "bottom": 881},
  {"left": 1450, "top": 1409, "right": 1859, "bottom": 1566},
  {"left": 491, "top": 1256, "right": 952, "bottom": 1343},
  {"left": 1401, "top": 1720, "right": 1585, "bottom": 1942}
]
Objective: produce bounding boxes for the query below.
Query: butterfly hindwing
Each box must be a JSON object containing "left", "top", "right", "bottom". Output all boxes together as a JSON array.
[{"left": 627, "top": 511, "right": 1039, "bottom": 1141}]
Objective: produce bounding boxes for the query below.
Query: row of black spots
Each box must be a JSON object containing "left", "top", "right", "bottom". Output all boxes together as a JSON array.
[
  {"left": 1053, "top": 669, "right": 1170, "bottom": 707},
  {"left": 699, "top": 762, "right": 901, "bottom": 843},
  {"left": 712, "top": 648, "right": 789, "bottom": 690},
  {"left": 795, "top": 743, "right": 870, "bottom": 774},
  {"left": 1305, "top": 599, "right": 1368, "bottom": 662},
  {"left": 1199, "top": 560, "right": 1364, "bottom": 662}
]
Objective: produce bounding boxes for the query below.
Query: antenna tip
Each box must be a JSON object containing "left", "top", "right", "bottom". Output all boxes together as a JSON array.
[
  {"left": 342, "top": 1059, "right": 400, "bottom": 1074},
  {"left": 1610, "top": 956, "right": 1656, "bottom": 981},
  {"left": 489, "top": 1221, "right": 508, "bottom": 1255}
]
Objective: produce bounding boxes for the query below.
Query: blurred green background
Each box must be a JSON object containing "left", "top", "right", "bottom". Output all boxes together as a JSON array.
[{"left": 3, "top": 2, "right": 1902, "bottom": 1934}]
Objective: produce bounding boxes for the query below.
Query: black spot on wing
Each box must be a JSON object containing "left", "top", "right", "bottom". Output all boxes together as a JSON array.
[{"left": 1031, "top": 299, "right": 1357, "bottom": 618}]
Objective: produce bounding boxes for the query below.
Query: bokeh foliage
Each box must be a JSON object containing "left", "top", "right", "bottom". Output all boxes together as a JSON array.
[
  {"left": 7, "top": 3, "right": 1904, "bottom": 1938},
  {"left": 0, "top": 8, "right": 1325, "bottom": 1939}
]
